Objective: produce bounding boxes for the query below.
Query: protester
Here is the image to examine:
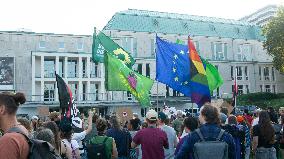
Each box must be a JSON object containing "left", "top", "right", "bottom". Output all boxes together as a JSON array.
[
  {"left": 172, "top": 110, "right": 184, "bottom": 136},
  {"left": 31, "top": 115, "right": 39, "bottom": 131},
  {"left": 243, "top": 109, "right": 253, "bottom": 126},
  {"left": 107, "top": 115, "right": 132, "bottom": 159},
  {"left": 36, "top": 128, "right": 56, "bottom": 149},
  {"left": 252, "top": 111, "right": 276, "bottom": 159},
  {"left": 158, "top": 111, "right": 178, "bottom": 159},
  {"left": 59, "top": 117, "right": 81, "bottom": 159},
  {"left": 128, "top": 118, "right": 141, "bottom": 159},
  {"left": 43, "top": 121, "right": 61, "bottom": 153},
  {"left": 49, "top": 111, "right": 61, "bottom": 126},
  {"left": 175, "top": 104, "right": 236, "bottom": 159},
  {"left": 131, "top": 109, "right": 169, "bottom": 159},
  {"left": 133, "top": 113, "right": 142, "bottom": 127},
  {"left": 89, "top": 118, "right": 118, "bottom": 159},
  {"left": 237, "top": 115, "right": 251, "bottom": 159},
  {"left": 219, "top": 113, "right": 227, "bottom": 127},
  {"left": 0, "top": 92, "right": 29, "bottom": 159},
  {"left": 175, "top": 116, "right": 198, "bottom": 158},
  {"left": 17, "top": 117, "right": 32, "bottom": 134},
  {"left": 279, "top": 114, "right": 284, "bottom": 158},
  {"left": 84, "top": 113, "right": 99, "bottom": 142},
  {"left": 222, "top": 115, "right": 244, "bottom": 159},
  {"left": 268, "top": 107, "right": 278, "bottom": 124},
  {"left": 252, "top": 109, "right": 261, "bottom": 127}
]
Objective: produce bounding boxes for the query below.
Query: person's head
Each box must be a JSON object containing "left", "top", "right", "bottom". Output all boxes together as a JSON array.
[
  {"left": 199, "top": 104, "right": 220, "bottom": 125},
  {"left": 220, "top": 107, "right": 228, "bottom": 116},
  {"left": 92, "top": 114, "right": 99, "bottom": 124},
  {"left": 0, "top": 92, "right": 26, "bottom": 131},
  {"left": 228, "top": 115, "right": 237, "bottom": 125},
  {"left": 236, "top": 115, "right": 244, "bottom": 124},
  {"left": 141, "top": 122, "right": 148, "bottom": 129},
  {"left": 133, "top": 113, "right": 139, "bottom": 119},
  {"left": 42, "top": 121, "right": 60, "bottom": 150},
  {"left": 281, "top": 114, "right": 284, "bottom": 125},
  {"left": 158, "top": 112, "right": 168, "bottom": 125},
  {"left": 36, "top": 128, "right": 55, "bottom": 148},
  {"left": 219, "top": 113, "right": 227, "bottom": 125},
  {"left": 146, "top": 109, "right": 158, "bottom": 125},
  {"left": 49, "top": 111, "right": 60, "bottom": 122},
  {"left": 17, "top": 118, "right": 32, "bottom": 132},
  {"left": 254, "top": 109, "right": 261, "bottom": 117},
  {"left": 244, "top": 109, "right": 249, "bottom": 114},
  {"left": 176, "top": 110, "right": 183, "bottom": 118},
  {"left": 109, "top": 115, "right": 121, "bottom": 130},
  {"left": 183, "top": 116, "right": 198, "bottom": 133},
  {"left": 128, "top": 119, "right": 140, "bottom": 131},
  {"left": 96, "top": 118, "right": 108, "bottom": 135},
  {"left": 279, "top": 107, "right": 284, "bottom": 115},
  {"left": 259, "top": 111, "right": 275, "bottom": 144},
  {"left": 268, "top": 107, "right": 275, "bottom": 113}
]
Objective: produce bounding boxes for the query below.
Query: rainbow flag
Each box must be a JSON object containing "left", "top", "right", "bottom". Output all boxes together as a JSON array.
[{"left": 188, "top": 38, "right": 211, "bottom": 107}]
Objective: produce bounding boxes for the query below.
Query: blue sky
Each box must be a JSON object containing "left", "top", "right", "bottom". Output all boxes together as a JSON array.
[{"left": 0, "top": 0, "right": 283, "bottom": 35}]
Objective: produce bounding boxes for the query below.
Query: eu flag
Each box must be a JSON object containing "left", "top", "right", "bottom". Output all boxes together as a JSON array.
[{"left": 156, "top": 36, "right": 191, "bottom": 96}]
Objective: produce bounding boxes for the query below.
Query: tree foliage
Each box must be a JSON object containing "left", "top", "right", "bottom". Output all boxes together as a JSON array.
[{"left": 263, "top": 6, "right": 284, "bottom": 73}]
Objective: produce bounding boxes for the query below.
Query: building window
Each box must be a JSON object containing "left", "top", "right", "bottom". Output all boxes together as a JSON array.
[
  {"left": 236, "top": 66, "right": 242, "bottom": 80},
  {"left": 82, "top": 83, "right": 86, "bottom": 101},
  {"left": 194, "top": 41, "right": 200, "bottom": 53},
  {"left": 273, "top": 85, "right": 276, "bottom": 93},
  {"left": 238, "top": 85, "right": 243, "bottom": 95},
  {"left": 133, "top": 38, "right": 137, "bottom": 57},
  {"left": 137, "top": 64, "right": 142, "bottom": 74},
  {"left": 166, "top": 86, "right": 170, "bottom": 97},
  {"left": 44, "top": 60, "right": 55, "bottom": 78},
  {"left": 141, "top": 108, "right": 147, "bottom": 117},
  {"left": 90, "top": 83, "right": 99, "bottom": 100},
  {"left": 246, "top": 85, "right": 249, "bottom": 94},
  {"left": 231, "top": 66, "right": 234, "bottom": 80},
  {"left": 82, "top": 59, "right": 87, "bottom": 78},
  {"left": 265, "top": 85, "right": 271, "bottom": 93},
  {"left": 77, "top": 42, "right": 83, "bottom": 50},
  {"left": 237, "top": 44, "right": 251, "bottom": 61},
  {"left": 151, "top": 39, "right": 155, "bottom": 57},
  {"left": 68, "top": 60, "right": 77, "bottom": 78},
  {"left": 127, "top": 91, "right": 132, "bottom": 100},
  {"left": 272, "top": 67, "right": 275, "bottom": 81},
  {"left": 146, "top": 63, "right": 150, "bottom": 78},
  {"left": 58, "top": 42, "right": 65, "bottom": 49},
  {"left": 90, "top": 63, "right": 98, "bottom": 78},
  {"left": 39, "top": 41, "right": 46, "bottom": 48},
  {"left": 244, "top": 66, "right": 248, "bottom": 80},
  {"left": 69, "top": 83, "right": 78, "bottom": 100},
  {"left": 59, "top": 60, "right": 64, "bottom": 77},
  {"left": 264, "top": 67, "right": 270, "bottom": 81},
  {"left": 260, "top": 85, "right": 263, "bottom": 92},
  {"left": 259, "top": 66, "right": 262, "bottom": 80},
  {"left": 44, "top": 83, "right": 55, "bottom": 101},
  {"left": 212, "top": 42, "right": 227, "bottom": 60},
  {"left": 173, "top": 90, "right": 180, "bottom": 97}
]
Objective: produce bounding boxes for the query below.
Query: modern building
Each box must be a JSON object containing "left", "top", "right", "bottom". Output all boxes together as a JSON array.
[
  {"left": 0, "top": 7, "right": 283, "bottom": 117},
  {"left": 240, "top": 5, "right": 278, "bottom": 26}
]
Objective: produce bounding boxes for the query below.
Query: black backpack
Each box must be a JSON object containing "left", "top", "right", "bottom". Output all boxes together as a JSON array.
[
  {"left": 87, "top": 136, "right": 109, "bottom": 159},
  {"left": 8, "top": 127, "right": 62, "bottom": 159}
]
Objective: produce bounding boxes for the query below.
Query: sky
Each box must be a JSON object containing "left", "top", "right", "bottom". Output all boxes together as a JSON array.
[{"left": 0, "top": 0, "right": 283, "bottom": 35}]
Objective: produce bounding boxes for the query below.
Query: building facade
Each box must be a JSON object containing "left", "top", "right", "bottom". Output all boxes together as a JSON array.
[
  {"left": 240, "top": 5, "right": 278, "bottom": 26},
  {"left": 0, "top": 8, "right": 283, "bottom": 117}
]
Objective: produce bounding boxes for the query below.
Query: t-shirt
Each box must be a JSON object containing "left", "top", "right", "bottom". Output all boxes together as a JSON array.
[
  {"left": 106, "top": 128, "right": 132, "bottom": 157},
  {"left": 253, "top": 124, "right": 274, "bottom": 148},
  {"left": 72, "top": 131, "right": 87, "bottom": 154},
  {"left": 159, "top": 125, "right": 177, "bottom": 159},
  {"left": 172, "top": 118, "right": 183, "bottom": 135},
  {"left": 0, "top": 132, "right": 29, "bottom": 159},
  {"left": 133, "top": 127, "right": 169, "bottom": 159},
  {"left": 252, "top": 117, "right": 259, "bottom": 127}
]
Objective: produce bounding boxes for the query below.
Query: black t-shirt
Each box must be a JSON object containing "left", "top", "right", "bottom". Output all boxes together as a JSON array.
[{"left": 253, "top": 124, "right": 274, "bottom": 148}]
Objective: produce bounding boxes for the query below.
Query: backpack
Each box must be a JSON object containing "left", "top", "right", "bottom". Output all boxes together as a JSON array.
[
  {"left": 87, "top": 136, "right": 109, "bottom": 159},
  {"left": 193, "top": 128, "right": 229, "bottom": 159},
  {"left": 8, "top": 127, "right": 62, "bottom": 159}
]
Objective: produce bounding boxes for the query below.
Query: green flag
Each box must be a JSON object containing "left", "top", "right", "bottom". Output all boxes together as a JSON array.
[
  {"left": 201, "top": 59, "right": 224, "bottom": 93},
  {"left": 92, "top": 31, "right": 135, "bottom": 67},
  {"left": 105, "top": 53, "right": 154, "bottom": 107}
]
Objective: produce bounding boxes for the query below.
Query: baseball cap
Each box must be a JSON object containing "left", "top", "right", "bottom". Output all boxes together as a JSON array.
[
  {"left": 158, "top": 112, "right": 167, "bottom": 121},
  {"left": 146, "top": 109, "right": 158, "bottom": 121}
]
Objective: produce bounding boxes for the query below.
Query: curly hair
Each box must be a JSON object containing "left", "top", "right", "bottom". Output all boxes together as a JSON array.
[{"left": 96, "top": 118, "right": 107, "bottom": 134}]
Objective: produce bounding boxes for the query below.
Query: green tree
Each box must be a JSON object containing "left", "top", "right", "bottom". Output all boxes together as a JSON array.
[{"left": 263, "top": 6, "right": 284, "bottom": 73}]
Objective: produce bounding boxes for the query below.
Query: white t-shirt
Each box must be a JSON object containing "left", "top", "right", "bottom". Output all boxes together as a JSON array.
[
  {"left": 160, "top": 125, "right": 177, "bottom": 159},
  {"left": 62, "top": 139, "right": 80, "bottom": 151},
  {"left": 72, "top": 131, "right": 87, "bottom": 154},
  {"left": 252, "top": 117, "right": 259, "bottom": 127}
]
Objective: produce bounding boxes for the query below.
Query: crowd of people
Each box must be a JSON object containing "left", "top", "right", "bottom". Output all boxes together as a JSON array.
[{"left": 0, "top": 92, "right": 284, "bottom": 159}]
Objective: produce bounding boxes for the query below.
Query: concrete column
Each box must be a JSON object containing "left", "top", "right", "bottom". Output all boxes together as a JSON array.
[
  {"left": 78, "top": 56, "right": 82, "bottom": 78},
  {"left": 41, "top": 81, "right": 44, "bottom": 101},
  {"left": 55, "top": 56, "right": 59, "bottom": 101},
  {"left": 86, "top": 81, "right": 90, "bottom": 100},
  {"left": 41, "top": 55, "right": 44, "bottom": 78},
  {"left": 86, "top": 56, "right": 91, "bottom": 78},
  {"left": 78, "top": 81, "right": 83, "bottom": 101},
  {"left": 100, "top": 63, "right": 106, "bottom": 100},
  {"left": 64, "top": 57, "right": 68, "bottom": 79},
  {"left": 32, "top": 55, "right": 35, "bottom": 101}
]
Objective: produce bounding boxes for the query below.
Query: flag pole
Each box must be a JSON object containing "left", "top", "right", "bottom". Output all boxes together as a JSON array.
[
  {"left": 155, "top": 33, "right": 159, "bottom": 112},
  {"left": 235, "top": 67, "right": 237, "bottom": 109}
]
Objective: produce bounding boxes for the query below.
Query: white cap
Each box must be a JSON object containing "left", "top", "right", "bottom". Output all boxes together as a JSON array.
[
  {"left": 146, "top": 109, "right": 158, "bottom": 121},
  {"left": 31, "top": 116, "right": 39, "bottom": 120}
]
